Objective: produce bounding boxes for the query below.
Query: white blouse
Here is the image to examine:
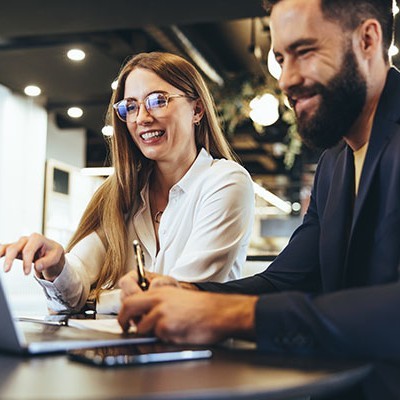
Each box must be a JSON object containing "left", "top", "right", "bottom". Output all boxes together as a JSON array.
[{"left": 38, "top": 149, "right": 255, "bottom": 314}]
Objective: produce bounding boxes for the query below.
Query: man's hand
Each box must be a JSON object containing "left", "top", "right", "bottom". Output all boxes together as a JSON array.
[
  {"left": 0, "top": 233, "right": 65, "bottom": 281},
  {"left": 119, "top": 270, "right": 196, "bottom": 300},
  {"left": 118, "top": 287, "right": 258, "bottom": 344}
]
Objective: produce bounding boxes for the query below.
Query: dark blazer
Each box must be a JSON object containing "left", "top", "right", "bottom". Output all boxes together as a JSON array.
[{"left": 198, "top": 68, "right": 400, "bottom": 399}]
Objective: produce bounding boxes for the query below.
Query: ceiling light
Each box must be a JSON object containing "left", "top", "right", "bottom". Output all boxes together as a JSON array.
[
  {"left": 267, "top": 48, "right": 281, "bottom": 80},
  {"left": 249, "top": 93, "right": 280, "bottom": 126},
  {"left": 389, "top": 44, "right": 399, "bottom": 57},
  {"left": 67, "top": 48, "right": 86, "bottom": 61},
  {"left": 67, "top": 107, "right": 83, "bottom": 118},
  {"left": 102, "top": 125, "right": 114, "bottom": 136},
  {"left": 111, "top": 80, "right": 118, "bottom": 90},
  {"left": 393, "top": 1, "right": 399, "bottom": 16},
  {"left": 24, "top": 85, "right": 41, "bottom": 97},
  {"left": 291, "top": 202, "right": 301, "bottom": 213}
]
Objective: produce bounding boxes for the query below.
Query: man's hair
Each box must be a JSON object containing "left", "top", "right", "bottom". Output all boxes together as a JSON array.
[{"left": 264, "top": 0, "right": 394, "bottom": 62}]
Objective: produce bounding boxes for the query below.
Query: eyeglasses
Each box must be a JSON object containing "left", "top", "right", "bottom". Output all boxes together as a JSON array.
[{"left": 113, "top": 92, "right": 194, "bottom": 123}]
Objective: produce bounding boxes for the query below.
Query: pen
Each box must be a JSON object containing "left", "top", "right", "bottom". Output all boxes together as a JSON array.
[
  {"left": 133, "top": 240, "right": 149, "bottom": 291},
  {"left": 15, "top": 317, "right": 68, "bottom": 326}
]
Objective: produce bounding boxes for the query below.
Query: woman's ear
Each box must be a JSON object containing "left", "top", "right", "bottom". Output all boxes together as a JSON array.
[{"left": 193, "top": 99, "right": 205, "bottom": 124}]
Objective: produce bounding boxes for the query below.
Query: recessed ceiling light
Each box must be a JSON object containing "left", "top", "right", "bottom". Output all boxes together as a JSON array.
[
  {"left": 24, "top": 85, "right": 41, "bottom": 97},
  {"left": 67, "top": 107, "right": 83, "bottom": 118},
  {"left": 102, "top": 125, "right": 114, "bottom": 136},
  {"left": 67, "top": 48, "right": 86, "bottom": 61}
]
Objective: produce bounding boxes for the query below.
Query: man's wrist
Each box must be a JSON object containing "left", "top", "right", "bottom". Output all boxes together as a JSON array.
[
  {"left": 179, "top": 281, "right": 199, "bottom": 291},
  {"left": 224, "top": 294, "right": 257, "bottom": 340}
]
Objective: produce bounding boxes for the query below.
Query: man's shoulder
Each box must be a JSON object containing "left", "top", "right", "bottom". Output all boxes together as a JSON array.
[{"left": 318, "top": 141, "right": 347, "bottom": 166}]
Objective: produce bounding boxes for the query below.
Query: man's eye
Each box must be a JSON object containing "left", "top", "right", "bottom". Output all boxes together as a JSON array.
[{"left": 297, "top": 48, "right": 313, "bottom": 56}]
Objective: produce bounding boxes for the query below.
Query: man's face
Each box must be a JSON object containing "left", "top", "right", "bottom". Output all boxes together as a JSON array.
[{"left": 270, "top": 0, "right": 367, "bottom": 149}]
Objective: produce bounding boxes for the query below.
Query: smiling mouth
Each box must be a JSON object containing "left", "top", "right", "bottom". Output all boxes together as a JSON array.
[
  {"left": 291, "top": 94, "right": 319, "bottom": 116},
  {"left": 140, "top": 130, "right": 165, "bottom": 141}
]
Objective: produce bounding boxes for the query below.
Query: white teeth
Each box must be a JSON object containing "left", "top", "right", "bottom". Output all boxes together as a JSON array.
[{"left": 141, "top": 131, "right": 164, "bottom": 140}]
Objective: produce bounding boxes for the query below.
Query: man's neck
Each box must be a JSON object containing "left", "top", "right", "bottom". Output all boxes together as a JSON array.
[{"left": 345, "top": 67, "right": 389, "bottom": 151}]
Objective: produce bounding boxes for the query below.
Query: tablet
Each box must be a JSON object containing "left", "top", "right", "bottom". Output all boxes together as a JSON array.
[{"left": 68, "top": 343, "right": 212, "bottom": 367}]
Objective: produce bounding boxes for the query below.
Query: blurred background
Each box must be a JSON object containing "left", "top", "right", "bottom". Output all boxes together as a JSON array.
[{"left": 0, "top": 0, "right": 399, "bottom": 264}]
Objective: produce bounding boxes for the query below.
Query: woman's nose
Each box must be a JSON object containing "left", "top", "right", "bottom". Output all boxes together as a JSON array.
[{"left": 136, "top": 103, "right": 153, "bottom": 125}]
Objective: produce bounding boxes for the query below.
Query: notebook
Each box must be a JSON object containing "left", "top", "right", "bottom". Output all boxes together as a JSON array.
[{"left": 0, "top": 270, "right": 156, "bottom": 355}]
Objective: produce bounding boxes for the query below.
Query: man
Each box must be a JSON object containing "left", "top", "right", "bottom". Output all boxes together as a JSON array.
[{"left": 118, "top": 0, "right": 400, "bottom": 398}]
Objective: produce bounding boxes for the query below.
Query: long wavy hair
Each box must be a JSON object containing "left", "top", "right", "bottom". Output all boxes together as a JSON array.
[{"left": 66, "top": 52, "right": 236, "bottom": 299}]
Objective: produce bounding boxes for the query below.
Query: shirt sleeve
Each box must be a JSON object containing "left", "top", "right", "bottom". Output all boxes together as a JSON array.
[
  {"left": 35, "top": 232, "right": 106, "bottom": 313},
  {"left": 167, "top": 163, "right": 255, "bottom": 282}
]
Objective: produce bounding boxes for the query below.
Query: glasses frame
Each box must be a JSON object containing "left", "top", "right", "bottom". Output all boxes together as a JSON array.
[{"left": 113, "top": 92, "right": 194, "bottom": 123}]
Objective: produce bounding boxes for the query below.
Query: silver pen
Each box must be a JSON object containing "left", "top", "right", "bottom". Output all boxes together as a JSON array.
[{"left": 15, "top": 316, "right": 68, "bottom": 326}]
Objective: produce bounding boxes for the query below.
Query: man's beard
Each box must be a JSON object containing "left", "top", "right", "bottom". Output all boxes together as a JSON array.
[{"left": 288, "top": 47, "right": 367, "bottom": 150}]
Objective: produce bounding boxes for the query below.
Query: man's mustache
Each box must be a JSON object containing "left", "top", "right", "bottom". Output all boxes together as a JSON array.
[{"left": 286, "top": 83, "right": 325, "bottom": 107}]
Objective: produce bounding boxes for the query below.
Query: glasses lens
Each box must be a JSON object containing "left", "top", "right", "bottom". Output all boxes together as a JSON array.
[
  {"left": 115, "top": 100, "right": 128, "bottom": 121},
  {"left": 126, "top": 100, "right": 139, "bottom": 116},
  {"left": 146, "top": 93, "right": 168, "bottom": 111}
]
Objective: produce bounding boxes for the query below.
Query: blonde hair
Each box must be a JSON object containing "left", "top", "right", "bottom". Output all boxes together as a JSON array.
[{"left": 67, "top": 52, "right": 236, "bottom": 300}]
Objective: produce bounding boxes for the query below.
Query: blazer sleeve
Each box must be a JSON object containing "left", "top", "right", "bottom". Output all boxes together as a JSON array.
[{"left": 255, "top": 278, "right": 400, "bottom": 360}]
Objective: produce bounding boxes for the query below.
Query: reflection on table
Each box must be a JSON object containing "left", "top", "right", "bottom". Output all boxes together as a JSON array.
[{"left": 0, "top": 340, "right": 371, "bottom": 400}]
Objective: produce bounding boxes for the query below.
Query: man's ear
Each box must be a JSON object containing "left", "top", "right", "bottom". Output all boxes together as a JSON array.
[{"left": 356, "top": 18, "right": 383, "bottom": 60}]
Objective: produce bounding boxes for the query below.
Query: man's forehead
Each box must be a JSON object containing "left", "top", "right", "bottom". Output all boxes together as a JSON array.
[{"left": 269, "top": 0, "right": 337, "bottom": 50}]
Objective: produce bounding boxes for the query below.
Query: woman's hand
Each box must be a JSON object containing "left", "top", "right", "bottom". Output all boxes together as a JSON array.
[{"left": 0, "top": 233, "right": 65, "bottom": 281}]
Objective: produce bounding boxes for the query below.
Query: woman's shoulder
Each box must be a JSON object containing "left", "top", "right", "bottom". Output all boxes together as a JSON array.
[
  {"left": 208, "top": 157, "right": 252, "bottom": 180},
  {"left": 195, "top": 158, "right": 253, "bottom": 196}
]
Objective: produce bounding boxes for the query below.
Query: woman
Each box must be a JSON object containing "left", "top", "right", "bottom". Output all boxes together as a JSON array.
[{"left": 0, "top": 52, "right": 254, "bottom": 313}]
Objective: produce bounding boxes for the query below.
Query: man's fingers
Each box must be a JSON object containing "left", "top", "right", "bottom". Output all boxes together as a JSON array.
[
  {"left": 119, "top": 271, "right": 142, "bottom": 299},
  {"left": 118, "top": 293, "right": 158, "bottom": 332},
  {"left": 136, "top": 307, "right": 164, "bottom": 337}
]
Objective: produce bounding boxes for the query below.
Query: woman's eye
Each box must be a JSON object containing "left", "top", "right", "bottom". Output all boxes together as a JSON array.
[
  {"left": 126, "top": 102, "right": 138, "bottom": 113},
  {"left": 147, "top": 95, "right": 167, "bottom": 108}
]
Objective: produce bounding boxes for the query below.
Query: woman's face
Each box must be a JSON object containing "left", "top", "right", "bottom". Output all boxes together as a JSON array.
[{"left": 123, "top": 68, "right": 199, "bottom": 166}]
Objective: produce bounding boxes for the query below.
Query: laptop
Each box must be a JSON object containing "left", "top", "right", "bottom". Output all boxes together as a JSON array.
[{"left": 0, "top": 270, "right": 156, "bottom": 355}]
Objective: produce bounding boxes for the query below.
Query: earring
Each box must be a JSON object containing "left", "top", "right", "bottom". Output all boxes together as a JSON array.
[{"left": 194, "top": 120, "right": 201, "bottom": 126}]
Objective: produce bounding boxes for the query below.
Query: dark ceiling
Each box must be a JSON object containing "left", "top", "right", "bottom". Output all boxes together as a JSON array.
[{"left": 1, "top": 0, "right": 399, "bottom": 200}]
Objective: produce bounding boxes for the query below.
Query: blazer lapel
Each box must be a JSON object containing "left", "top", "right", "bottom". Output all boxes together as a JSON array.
[
  {"left": 320, "top": 145, "right": 355, "bottom": 291},
  {"left": 350, "top": 68, "right": 400, "bottom": 234}
]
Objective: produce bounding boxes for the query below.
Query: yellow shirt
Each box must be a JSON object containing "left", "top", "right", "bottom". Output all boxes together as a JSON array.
[{"left": 354, "top": 142, "right": 369, "bottom": 195}]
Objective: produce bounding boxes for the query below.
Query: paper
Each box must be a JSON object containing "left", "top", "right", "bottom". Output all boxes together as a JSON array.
[{"left": 68, "top": 318, "right": 136, "bottom": 334}]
